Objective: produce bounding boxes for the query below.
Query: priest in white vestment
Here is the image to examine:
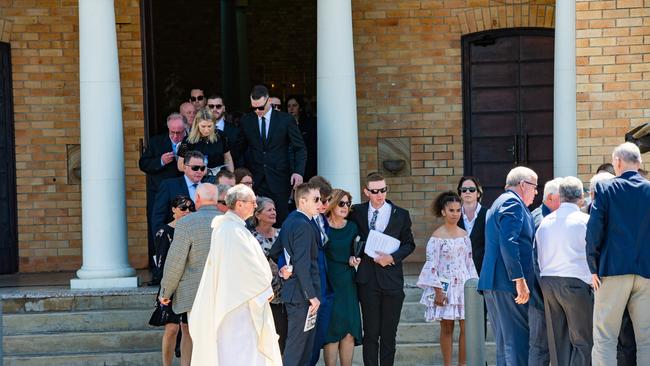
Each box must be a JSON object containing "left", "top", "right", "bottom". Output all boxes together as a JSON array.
[{"left": 189, "top": 184, "right": 282, "bottom": 366}]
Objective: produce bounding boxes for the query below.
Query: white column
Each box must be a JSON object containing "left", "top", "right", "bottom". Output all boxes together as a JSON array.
[
  {"left": 317, "top": 0, "right": 361, "bottom": 202},
  {"left": 553, "top": 1, "right": 577, "bottom": 177},
  {"left": 71, "top": 0, "right": 137, "bottom": 289}
]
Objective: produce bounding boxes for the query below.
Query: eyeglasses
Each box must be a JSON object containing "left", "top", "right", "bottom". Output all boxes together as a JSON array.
[
  {"left": 251, "top": 98, "right": 268, "bottom": 111},
  {"left": 169, "top": 130, "right": 185, "bottom": 136},
  {"left": 337, "top": 200, "right": 352, "bottom": 208},
  {"left": 312, "top": 196, "right": 321, "bottom": 203},
  {"left": 522, "top": 180, "right": 538, "bottom": 189},
  {"left": 186, "top": 165, "right": 206, "bottom": 172},
  {"left": 190, "top": 96, "right": 204, "bottom": 102},
  {"left": 217, "top": 200, "right": 226, "bottom": 205},
  {"left": 460, "top": 187, "right": 477, "bottom": 193},
  {"left": 208, "top": 104, "right": 223, "bottom": 109},
  {"left": 241, "top": 181, "right": 253, "bottom": 186},
  {"left": 367, "top": 187, "right": 389, "bottom": 195},
  {"left": 320, "top": 196, "right": 331, "bottom": 204}
]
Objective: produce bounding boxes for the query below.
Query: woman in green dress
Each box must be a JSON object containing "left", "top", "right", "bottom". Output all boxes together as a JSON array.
[{"left": 323, "top": 188, "right": 362, "bottom": 366}]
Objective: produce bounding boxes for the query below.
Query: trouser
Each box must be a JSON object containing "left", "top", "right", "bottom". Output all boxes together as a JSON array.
[
  {"left": 255, "top": 179, "right": 290, "bottom": 227},
  {"left": 592, "top": 274, "right": 650, "bottom": 366},
  {"left": 484, "top": 290, "right": 529, "bottom": 366},
  {"left": 270, "top": 303, "right": 288, "bottom": 354},
  {"left": 540, "top": 276, "right": 593, "bottom": 366},
  {"left": 529, "top": 268, "right": 550, "bottom": 366},
  {"left": 283, "top": 302, "right": 316, "bottom": 366}
]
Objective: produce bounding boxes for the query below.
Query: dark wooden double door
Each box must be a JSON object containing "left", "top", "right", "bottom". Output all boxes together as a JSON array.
[{"left": 462, "top": 29, "right": 554, "bottom": 208}]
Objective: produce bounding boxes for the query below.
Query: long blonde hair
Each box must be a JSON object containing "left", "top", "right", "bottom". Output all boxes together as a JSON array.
[{"left": 187, "top": 107, "right": 218, "bottom": 144}]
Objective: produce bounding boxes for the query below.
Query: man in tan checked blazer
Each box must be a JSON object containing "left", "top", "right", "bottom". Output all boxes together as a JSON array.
[{"left": 160, "top": 183, "right": 222, "bottom": 366}]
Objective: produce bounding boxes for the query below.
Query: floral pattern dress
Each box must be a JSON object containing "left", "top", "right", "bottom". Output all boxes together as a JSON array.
[
  {"left": 250, "top": 228, "right": 282, "bottom": 304},
  {"left": 417, "top": 235, "right": 479, "bottom": 321}
]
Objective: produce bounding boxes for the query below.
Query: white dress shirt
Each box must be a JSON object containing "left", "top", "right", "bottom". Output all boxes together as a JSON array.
[
  {"left": 461, "top": 202, "right": 482, "bottom": 235},
  {"left": 536, "top": 202, "right": 592, "bottom": 284},
  {"left": 184, "top": 175, "right": 199, "bottom": 201},
  {"left": 215, "top": 118, "right": 225, "bottom": 132},
  {"left": 258, "top": 108, "right": 272, "bottom": 138},
  {"left": 367, "top": 202, "right": 391, "bottom": 233}
]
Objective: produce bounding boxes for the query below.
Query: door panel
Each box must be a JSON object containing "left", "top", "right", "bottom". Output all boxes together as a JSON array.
[{"left": 462, "top": 29, "right": 554, "bottom": 207}]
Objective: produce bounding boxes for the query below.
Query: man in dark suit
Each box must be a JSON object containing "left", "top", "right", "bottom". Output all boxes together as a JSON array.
[
  {"left": 270, "top": 182, "right": 322, "bottom": 366},
  {"left": 348, "top": 172, "right": 415, "bottom": 366},
  {"left": 236, "top": 85, "right": 307, "bottom": 225},
  {"left": 206, "top": 94, "right": 240, "bottom": 157},
  {"left": 587, "top": 142, "right": 650, "bottom": 366},
  {"left": 477, "top": 166, "right": 538, "bottom": 366},
  {"left": 151, "top": 150, "right": 206, "bottom": 235},
  {"left": 138, "top": 113, "right": 186, "bottom": 267}
]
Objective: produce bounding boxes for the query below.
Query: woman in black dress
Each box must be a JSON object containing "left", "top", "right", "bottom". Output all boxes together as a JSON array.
[
  {"left": 177, "top": 107, "right": 234, "bottom": 182},
  {"left": 152, "top": 195, "right": 195, "bottom": 366}
]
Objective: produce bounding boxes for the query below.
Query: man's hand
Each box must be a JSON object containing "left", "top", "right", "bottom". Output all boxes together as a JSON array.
[
  {"left": 513, "top": 278, "right": 530, "bottom": 304},
  {"left": 592, "top": 274, "right": 601, "bottom": 291},
  {"left": 308, "top": 297, "right": 320, "bottom": 315},
  {"left": 279, "top": 265, "right": 292, "bottom": 280},
  {"left": 290, "top": 173, "right": 303, "bottom": 189},
  {"left": 348, "top": 256, "right": 361, "bottom": 267},
  {"left": 159, "top": 297, "right": 171, "bottom": 305},
  {"left": 374, "top": 252, "right": 394, "bottom": 267},
  {"left": 161, "top": 151, "right": 175, "bottom": 165}
]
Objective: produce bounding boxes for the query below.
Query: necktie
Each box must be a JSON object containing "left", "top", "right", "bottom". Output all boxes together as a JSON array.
[
  {"left": 191, "top": 183, "right": 198, "bottom": 200},
  {"left": 260, "top": 116, "right": 267, "bottom": 145},
  {"left": 369, "top": 209, "right": 379, "bottom": 231}
]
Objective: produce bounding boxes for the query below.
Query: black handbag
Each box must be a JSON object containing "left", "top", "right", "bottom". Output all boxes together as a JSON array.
[{"left": 148, "top": 299, "right": 173, "bottom": 327}]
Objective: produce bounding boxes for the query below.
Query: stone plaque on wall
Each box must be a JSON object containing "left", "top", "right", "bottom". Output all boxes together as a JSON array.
[{"left": 378, "top": 137, "right": 411, "bottom": 177}]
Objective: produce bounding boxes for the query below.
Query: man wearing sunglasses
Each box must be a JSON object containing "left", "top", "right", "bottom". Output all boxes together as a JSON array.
[
  {"left": 206, "top": 94, "right": 240, "bottom": 154},
  {"left": 348, "top": 172, "right": 415, "bottom": 366},
  {"left": 151, "top": 150, "right": 207, "bottom": 236},
  {"left": 236, "top": 84, "right": 307, "bottom": 226},
  {"left": 189, "top": 88, "right": 206, "bottom": 110}
]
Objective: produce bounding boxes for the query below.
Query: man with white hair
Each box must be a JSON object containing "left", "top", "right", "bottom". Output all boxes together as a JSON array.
[
  {"left": 588, "top": 142, "right": 650, "bottom": 366},
  {"left": 537, "top": 177, "right": 593, "bottom": 366},
  {"left": 478, "top": 166, "right": 538, "bottom": 365},
  {"left": 529, "top": 177, "right": 563, "bottom": 366},
  {"left": 189, "top": 184, "right": 282, "bottom": 365}
]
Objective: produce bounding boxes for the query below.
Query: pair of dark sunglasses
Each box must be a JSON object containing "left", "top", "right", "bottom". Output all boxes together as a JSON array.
[
  {"left": 320, "top": 196, "right": 331, "bottom": 204},
  {"left": 337, "top": 201, "right": 352, "bottom": 208},
  {"left": 190, "top": 96, "right": 204, "bottom": 102},
  {"left": 251, "top": 98, "right": 268, "bottom": 111},
  {"left": 208, "top": 104, "right": 223, "bottom": 109},
  {"left": 186, "top": 164, "right": 206, "bottom": 172},
  {"left": 179, "top": 204, "right": 194, "bottom": 212},
  {"left": 459, "top": 187, "right": 477, "bottom": 193},
  {"left": 367, "top": 186, "right": 388, "bottom": 195},
  {"left": 312, "top": 196, "right": 321, "bottom": 203}
]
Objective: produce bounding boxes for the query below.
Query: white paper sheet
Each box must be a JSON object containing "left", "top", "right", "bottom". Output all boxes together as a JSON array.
[{"left": 364, "top": 230, "right": 400, "bottom": 259}]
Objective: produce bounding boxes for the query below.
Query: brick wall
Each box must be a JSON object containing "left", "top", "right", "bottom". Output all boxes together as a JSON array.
[
  {"left": 575, "top": 0, "right": 650, "bottom": 182},
  {"left": 2, "top": 0, "right": 147, "bottom": 272}
]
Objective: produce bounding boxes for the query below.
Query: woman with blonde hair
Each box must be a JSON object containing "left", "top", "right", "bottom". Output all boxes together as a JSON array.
[{"left": 177, "top": 107, "right": 233, "bottom": 181}]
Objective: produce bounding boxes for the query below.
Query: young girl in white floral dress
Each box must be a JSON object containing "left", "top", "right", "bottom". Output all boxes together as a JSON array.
[{"left": 417, "top": 191, "right": 479, "bottom": 366}]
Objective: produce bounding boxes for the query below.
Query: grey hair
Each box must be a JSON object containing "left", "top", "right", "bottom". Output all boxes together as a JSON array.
[
  {"left": 542, "top": 177, "right": 563, "bottom": 201},
  {"left": 195, "top": 183, "right": 219, "bottom": 203},
  {"left": 612, "top": 142, "right": 642, "bottom": 165},
  {"left": 505, "top": 166, "right": 538, "bottom": 188},
  {"left": 216, "top": 184, "right": 232, "bottom": 200},
  {"left": 225, "top": 184, "right": 255, "bottom": 209},
  {"left": 251, "top": 196, "right": 275, "bottom": 227},
  {"left": 558, "top": 176, "right": 583, "bottom": 204},
  {"left": 166, "top": 112, "right": 184, "bottom": 126},
  {"left": 589, "top": 172, "right": 615, "bottom": 192}
]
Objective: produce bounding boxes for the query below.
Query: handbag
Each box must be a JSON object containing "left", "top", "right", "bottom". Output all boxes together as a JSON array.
[{"left": 148, "top": 299, "right": 173, "bottom": 327}]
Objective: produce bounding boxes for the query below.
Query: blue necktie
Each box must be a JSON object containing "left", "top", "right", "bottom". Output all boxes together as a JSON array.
[{"left": 370, "top": 209, "right": 379, "bottom": 231}]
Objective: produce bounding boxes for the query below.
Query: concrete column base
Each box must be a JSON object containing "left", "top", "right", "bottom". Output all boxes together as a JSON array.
[{"left": 70, "top": 276, "right": 139, "bottom": 289}]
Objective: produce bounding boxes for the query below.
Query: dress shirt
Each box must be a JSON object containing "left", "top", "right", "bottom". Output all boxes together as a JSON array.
[
  {"left": 313, "top": 214, "right": 327, "bottom": 243},
  {"left": 367, "top": 202, "right": 391, "bottom": 233},
  {"left": 258, "top": 108, "right": 272, "bottom": 138},
  {"left": 536, "top": 202, "right": 592, "bottom": 284},
  {"left": 215, "top": 118, "right": 225, "bottom": 132},
  {"left": 184, "top": 175, "right": 199, "bottom": 201},
  {"left": 461, "top": 202, "right": 482, "bottom": 235},
  {"left": 161, "top": 138, "right": 181, "bottom": 166}
]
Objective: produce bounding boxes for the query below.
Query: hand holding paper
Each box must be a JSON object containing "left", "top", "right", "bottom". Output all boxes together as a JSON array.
[{"left": 364, "top": 230, "right": 400, "bottom": 259}]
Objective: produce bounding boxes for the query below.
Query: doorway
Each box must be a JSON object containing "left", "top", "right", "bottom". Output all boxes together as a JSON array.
[{"left": 462, "top": 28, "right": 554, "bottom": 207}]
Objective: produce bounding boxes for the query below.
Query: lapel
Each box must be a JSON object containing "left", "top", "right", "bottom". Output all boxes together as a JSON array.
[
  {"left": 383, "top": 203, "right": 398, "bottom": 235},
  {"left": 266, "top": 110, "right": 279, "bottom": 146},
  {"left": 357, "top": 202, "right": 370, "bottom": 235},
  {"left": 179, "top": 176, "right": 190, "bottom": 197}
]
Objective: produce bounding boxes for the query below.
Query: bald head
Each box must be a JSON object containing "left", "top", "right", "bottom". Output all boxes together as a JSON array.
[{"left": 195, "top": 183, "right": 219, "bottom": 208}]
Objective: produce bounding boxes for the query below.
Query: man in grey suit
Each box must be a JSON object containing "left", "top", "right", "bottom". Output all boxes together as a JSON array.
[{"left": 159, "top": 183, "right": 221, "bottom": 366}]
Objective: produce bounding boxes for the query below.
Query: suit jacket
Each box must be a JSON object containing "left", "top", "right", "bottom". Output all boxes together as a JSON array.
[
  {"left": 138, "top": 133, "right": 183, "bottom": 194},
  {"left": 586, "top": 170, "right": 650, "bottom": 278},
  {"left": 477, "top": 190, "right": 535, "bottom": 294},
  {"left": 457, "top": 205, "right": 488, "bottom": 275},
  {"left": 160, "top": 206, "right": 222, "bottom": 314},
  {"left": 151, "top": 176, "right": 192, "bottom": 235},
  {"left": 220, "top": 121, "right": 241, "bottom": 163},
  {"left": 348, "top": 201, "right": 416, "bottom": 291},
  {"left": 271, "top": 210, "right": 321, "bottom": 304},
  {"left": 236, "top": 110, "right": 307, "bottom": 194}
]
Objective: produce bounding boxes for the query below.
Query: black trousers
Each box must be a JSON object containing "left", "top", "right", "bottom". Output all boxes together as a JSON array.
[
  {"left": 357, "top": 277, "right": 405, "bottom": 366},
  {"left": 254, "top": 179, "right": 290, "bottom": 227},
  {"left": 540, "top": 276, "right": 594, "bottom": 366},
  {"left": 271, "top": 302, "right": 288, "bottom": 354},
  {"left": 283, "top": 302, "right": 316, "bottom": 366}
]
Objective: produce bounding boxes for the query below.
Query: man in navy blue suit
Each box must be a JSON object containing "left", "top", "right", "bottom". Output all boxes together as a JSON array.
[
  {"left": 587, "top": 142, "right": 650, "bottom": 366},
  {"left": 478, "top": 166, "right": 538, "bottom": 366}
]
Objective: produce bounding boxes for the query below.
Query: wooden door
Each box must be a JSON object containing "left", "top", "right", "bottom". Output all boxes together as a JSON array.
[
  {"left": 462, "top": 29, "right": 554, "bottom": 207},
  {"left": 0, "top": 42, "right": 18, "bottom": 273}
]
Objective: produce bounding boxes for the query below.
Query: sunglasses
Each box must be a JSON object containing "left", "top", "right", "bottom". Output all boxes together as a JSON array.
[
  {"left": 320, "top": 196, "right": 331, "bottom": 204},
  {"left": 312, "top": 196, "right": 321, "bottom": 203},
  {"left": 337, "top": 200, "right": 352, "bottom": 208},
  {"left": 367, "top": 187, "right": 388, "bottom": 195},
  {"left": 190, "top": 96, "right": 204, "bottom": 102},
  {"left": 186, "top": 165, "right": 206, "bottom": 172},
  {"left": 251, "top": 98, "right": 268, "bottom": 111},
  {"left": 208, "top": 104, "right": 223, "bottom": 109},
  {"left": 217, "top": 200, "right": 226, "bottom": 205},
  {"left": 271, "top": 104, "right": 281, "bottom": 109},
  {"left": 460, "top": 187, "right": 477, "bottom": 193},
  {"left": 178, "top": 204, "right": 193, "bottom": 212}
]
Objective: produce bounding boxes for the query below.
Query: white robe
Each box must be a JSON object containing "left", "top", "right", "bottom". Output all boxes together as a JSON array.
[{"left": 189, "top": 211, "right": 282, "bottom": 366}]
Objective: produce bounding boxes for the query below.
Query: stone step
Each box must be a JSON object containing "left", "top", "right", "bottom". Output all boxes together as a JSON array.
[
  {"left": 1, "top": 290, "right": 157, "bottom": 314},
  {"left": 2, "top": 308, "right": 156, "bottom": 335},
  {"left": 3, "top": 329, "right": 164, "bottom": 356},
  {"left": 3, "top": 350, "right": 167, "bottom": 366}
]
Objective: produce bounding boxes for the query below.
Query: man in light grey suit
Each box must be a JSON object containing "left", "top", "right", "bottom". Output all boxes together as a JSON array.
[{"left": 159, "top": 183, "right": 221, "bottom": 366}]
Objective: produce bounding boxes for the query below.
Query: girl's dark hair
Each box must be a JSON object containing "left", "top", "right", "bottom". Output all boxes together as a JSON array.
[
  {"left": 456, "top": 175, "right": 484, "bottom": 202},
  {"left": 432, "top": 191, "right": 461, "bottom": 218},
  {"left": 171, "top": 195, "right": 195, "bottom": 212}
]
